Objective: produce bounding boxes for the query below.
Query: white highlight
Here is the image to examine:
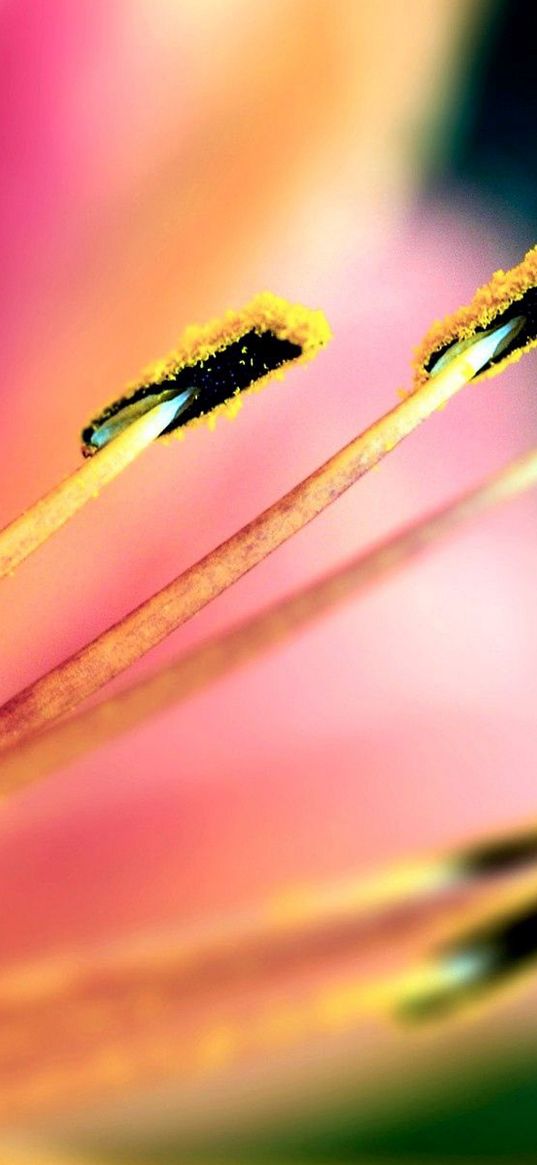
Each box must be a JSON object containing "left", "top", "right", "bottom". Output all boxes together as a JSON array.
[
  {"left": 90, "top": 387, "right": 197, "bottom": 450},
  {"left": 429, "top": 315, "right": 526, "bottom": 380}
]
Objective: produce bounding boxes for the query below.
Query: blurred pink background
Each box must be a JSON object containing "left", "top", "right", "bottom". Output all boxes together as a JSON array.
[{"left": 1, "top": 0, "right": 537, "bottom": 1144}]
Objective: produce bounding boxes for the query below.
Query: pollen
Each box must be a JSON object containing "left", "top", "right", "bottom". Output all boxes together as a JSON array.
[
  {"left": 81, "top": 292, "right": 331, "bottom": 455},
  {"left": 413, "top": 243, "right": 537, "bottom": 392}
]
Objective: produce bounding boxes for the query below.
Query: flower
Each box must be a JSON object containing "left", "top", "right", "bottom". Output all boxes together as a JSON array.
[{"left": 2, "top": 0, "right": 537, "bottom": 1158}]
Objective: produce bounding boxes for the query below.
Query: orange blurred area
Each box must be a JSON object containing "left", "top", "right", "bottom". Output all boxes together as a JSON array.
[{"left": 2, "top": 0, "right": 537, "bottom": 1154}]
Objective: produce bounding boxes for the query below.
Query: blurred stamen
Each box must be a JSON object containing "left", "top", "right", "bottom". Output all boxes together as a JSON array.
[
  {"left": 0, "top": 343, "right": 513, "bottom": 763},
  {"left": 0, "top": 294, "right": 330, "bottom": 579},
  {"left": 380, "top": 888, "right": 537, "bottom": 1022}
]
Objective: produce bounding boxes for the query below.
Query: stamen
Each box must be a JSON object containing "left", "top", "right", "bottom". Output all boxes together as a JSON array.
[
  {"left": 387, "top": 890, "right": 537, "bottom": 1022},
  {"left": 81, "top": 292, "right": 331, "bottom": 455},
  {"left": 414, "top": 242, "right": 537, "bottom": 391}
]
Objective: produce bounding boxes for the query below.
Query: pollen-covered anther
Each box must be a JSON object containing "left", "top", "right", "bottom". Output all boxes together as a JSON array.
[
  {"left": 81, "top": 292, "right": 331, "bottom": 455},
  {"left": 413, "top": 242, "right": 537, "bottom": 392}
]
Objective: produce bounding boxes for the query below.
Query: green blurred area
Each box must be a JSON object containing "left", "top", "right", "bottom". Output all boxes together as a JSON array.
[
  {"left": 430, "top": 0, "right": 537, "bottom": 236},
  {"left": 65, "top": 1044, "right": 537, "bottom": 1163}
]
